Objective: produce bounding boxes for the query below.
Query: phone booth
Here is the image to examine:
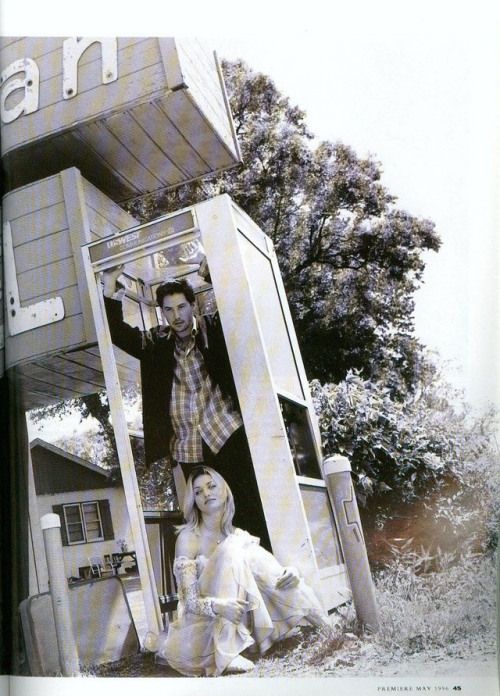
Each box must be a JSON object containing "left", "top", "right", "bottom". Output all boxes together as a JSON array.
[{"left": 81, "top": 193, "right": 351, "bottom": 619}]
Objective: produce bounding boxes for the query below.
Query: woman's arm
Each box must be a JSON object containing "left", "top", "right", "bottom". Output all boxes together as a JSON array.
[
  {"left": 174, "top": 532, "right": 250, "bottom": 623},
  {"left": 174, "top": 531, "right": 218, "bottom": 618},
  {"left": 174, "top": 557, "right": 218, "bottom": 617}
]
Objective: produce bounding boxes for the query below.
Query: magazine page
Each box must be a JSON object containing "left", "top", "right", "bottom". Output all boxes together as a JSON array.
[{"left": 2, "top": 3, "right": 499, "bottom": 696}]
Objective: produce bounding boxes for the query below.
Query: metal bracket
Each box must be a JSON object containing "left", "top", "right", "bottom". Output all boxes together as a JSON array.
[
  {"left": 3, "top": 221, "right": 65, "bottom": 335},
  {"left": 342, "top": 487, "right": 364, "bottom": 545}
]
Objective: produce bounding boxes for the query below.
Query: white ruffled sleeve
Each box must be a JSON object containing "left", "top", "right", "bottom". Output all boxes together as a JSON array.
[{"left": 173, "top": 556, "right": 217, "bottom": 618}]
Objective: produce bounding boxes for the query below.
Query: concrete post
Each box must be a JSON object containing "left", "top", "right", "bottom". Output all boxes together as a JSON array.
[
  {"left": 41, "top": 513, "right": 80, "bottom": 675},
  {"left": 323, "top": 455, "right": 379, "bottom": 631}
]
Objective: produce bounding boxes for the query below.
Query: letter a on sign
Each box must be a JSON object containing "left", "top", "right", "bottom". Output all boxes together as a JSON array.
[{"left": 0, "top": 58, "right": 39, "bottom": 124}]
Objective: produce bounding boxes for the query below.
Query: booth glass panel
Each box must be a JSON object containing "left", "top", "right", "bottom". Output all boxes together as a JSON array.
[
  {"left": 300, "top": 485, "right": 344, "bottom": 569},
  {"left": 279, "top": 396, "right": 321, "bottom": 479},
  {"left": 237, "top": 230, "right": 304, "bottom": 399}
]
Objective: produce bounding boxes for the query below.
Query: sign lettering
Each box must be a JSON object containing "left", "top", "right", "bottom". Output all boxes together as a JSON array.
[
  {"left": 89, "top": 211, "right": 196, "bottom": 263},
  {"left": 0, "top": 58, "right": 39, "bottom": 124},
  {"left": 3, "top": 222, "right": 65, "bottom": 336},
  {"left": 0, "top": 37, "right": 118, "bottom": 124}
]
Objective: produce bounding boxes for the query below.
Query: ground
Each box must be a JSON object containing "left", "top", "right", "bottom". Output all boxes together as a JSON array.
[{"left": 91, "top": 624, "right": 498, "bottom": 681}]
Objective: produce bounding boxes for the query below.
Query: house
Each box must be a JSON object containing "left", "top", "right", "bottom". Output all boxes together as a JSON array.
[{"left": 28, "top": 438, "right": 135, "bottom": 593}]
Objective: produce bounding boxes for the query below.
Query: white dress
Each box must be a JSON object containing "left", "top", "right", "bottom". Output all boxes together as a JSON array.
[{"left": 156, "top": 528, "right": 327, "bottom": 676}]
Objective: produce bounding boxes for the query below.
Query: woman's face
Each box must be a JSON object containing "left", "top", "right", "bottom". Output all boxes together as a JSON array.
[{"left": 192, "top": 473, "right": 226, "bottom": 514}]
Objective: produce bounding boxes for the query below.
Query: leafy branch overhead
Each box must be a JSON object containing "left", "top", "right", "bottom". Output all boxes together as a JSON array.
[{"left": 127, "top": 59, "right": 441, "bottom": 394}]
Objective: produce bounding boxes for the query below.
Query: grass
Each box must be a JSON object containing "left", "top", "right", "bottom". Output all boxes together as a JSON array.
[
  {"left": 367, "top": 547, "right": 496, "bottom": 662},
  {"left": 91, "top": 545, "right": 497, "bottom": 678},
  {"left": 242, "top": 546, "right": 497, "bottom": 678}
]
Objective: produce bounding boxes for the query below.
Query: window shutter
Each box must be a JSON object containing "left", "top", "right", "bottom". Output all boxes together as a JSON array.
[
  {"left": 99, "top": 499, "right": 115, "bottom": 540},
  {"left": 52, "top": 504, "right": 69, "bottom": 546}
]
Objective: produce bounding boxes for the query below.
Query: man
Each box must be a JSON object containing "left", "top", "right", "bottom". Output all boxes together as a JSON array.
[{"left": 103, "top": 264, "right": 271, "bottom": 550}]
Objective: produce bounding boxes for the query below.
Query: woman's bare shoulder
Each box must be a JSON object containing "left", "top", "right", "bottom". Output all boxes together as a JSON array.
[{"left": 175, "top": 528, "right": 200, "bottom": 558}]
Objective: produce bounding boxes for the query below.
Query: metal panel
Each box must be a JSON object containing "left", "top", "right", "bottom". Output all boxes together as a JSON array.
[
  {"left": 238, "top": 233, "right": 305, "bottom": 399},
  {"left": 19, "top": 578, "right": 139, "bottom": 675}
]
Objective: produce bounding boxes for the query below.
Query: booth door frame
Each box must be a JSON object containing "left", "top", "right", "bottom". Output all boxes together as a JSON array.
[
  {"left": 81, "top": 204, "right": 205, "bottom": 635},
  {"left": 195, "top": 195, "right": 350, "bottom": 609}
]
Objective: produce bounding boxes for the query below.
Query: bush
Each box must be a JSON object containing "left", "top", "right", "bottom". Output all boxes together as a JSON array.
[{"left": 310, "top": 369, "right": 496, "bottom": 507}]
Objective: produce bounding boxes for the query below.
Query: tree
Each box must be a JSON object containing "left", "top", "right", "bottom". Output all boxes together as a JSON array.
[
  {"left": 126, "top": 59, "right": 441, "bottom": 395},
  {"left": 29, "top": 392, "right": 119, "bottom": 469}
]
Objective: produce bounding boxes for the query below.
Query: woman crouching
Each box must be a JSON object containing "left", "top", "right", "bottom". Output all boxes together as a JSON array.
[{"left": 155, "top": 465, "right": 329, "bottom": 676}]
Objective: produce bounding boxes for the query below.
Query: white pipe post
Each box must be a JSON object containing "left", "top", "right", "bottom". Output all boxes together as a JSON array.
[
  {"left": 323, "top": 455, "right": 379, "bottom": 631},
  {"left": 41, "top": 514, "right": 80, "bottom": 675}
]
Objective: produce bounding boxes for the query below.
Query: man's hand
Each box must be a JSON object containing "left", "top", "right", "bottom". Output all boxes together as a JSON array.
[
  {"left": 198, "top": 256, "right": 211, "bottom": 282},
  {"left": 275, "top": 566, "right": 300, "bottom": 590},
  {"left": 179, "top": 240, "right": 205, "bottom": 265},
  {"left": 178, "top": 240, "right": 211, "bottom": 282},
  {"left": 102, "top": 265, "right": 125, "bottom": 297}
]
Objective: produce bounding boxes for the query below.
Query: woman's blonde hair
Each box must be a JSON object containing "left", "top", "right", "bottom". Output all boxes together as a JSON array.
[{"left": 177, "top": 466, "right": 235, "bottom": 536}]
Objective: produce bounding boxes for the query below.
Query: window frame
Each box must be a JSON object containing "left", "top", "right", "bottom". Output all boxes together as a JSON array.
[{"left": 62, "top": 500, "right": 105, "bottom": 545}]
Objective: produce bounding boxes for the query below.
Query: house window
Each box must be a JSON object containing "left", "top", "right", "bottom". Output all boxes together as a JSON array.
[
  {"left": 64, "top": 502, "right": 103, "bottom": 544},
  {"left": 53, "top": 499, "right": 114, "bottom": 546}
]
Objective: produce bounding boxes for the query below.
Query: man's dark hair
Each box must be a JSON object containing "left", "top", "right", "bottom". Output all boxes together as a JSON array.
[{"left": 156, "top": 278, "right": 196, "bottom": 307}]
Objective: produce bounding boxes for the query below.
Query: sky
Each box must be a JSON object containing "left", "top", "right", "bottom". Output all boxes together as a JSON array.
[
  {"left": 211, "top": 19, "right": 500, "bottom": 412},
  {"left": 3, "top": 0, "right": 499, "bottom": 415}
]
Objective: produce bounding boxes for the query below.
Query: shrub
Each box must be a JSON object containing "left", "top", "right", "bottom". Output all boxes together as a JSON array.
[{"left": 310, "top": 369, "right": 496, "bottom": 509}]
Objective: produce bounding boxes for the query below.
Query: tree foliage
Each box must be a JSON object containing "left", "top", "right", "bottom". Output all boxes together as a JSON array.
[
  {"left": 29, "top": 393, "right": 118, "bottom": 469},
  {"left": 126, "top": 59, "right": 441, "bottom": 394},
  {"left": 311, "top": 363, "right": 497, "bottom": 512}
]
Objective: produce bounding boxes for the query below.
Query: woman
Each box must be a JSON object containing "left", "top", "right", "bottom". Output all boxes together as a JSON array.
[{"left": 154, "top": 466, "right": 329, "bottom": 676}]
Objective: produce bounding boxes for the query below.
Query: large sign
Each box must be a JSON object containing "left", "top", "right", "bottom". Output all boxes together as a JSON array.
[
  {"left": 0, "top": 37, "right": 241, "bottom": 202},
  {"left": 1, "top": 38, "right": 118, "bottom": 124}
]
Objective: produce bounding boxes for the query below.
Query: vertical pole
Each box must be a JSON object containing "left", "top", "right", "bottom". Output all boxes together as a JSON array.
[
  {"left": 323, "top": 455, "right": 379, "bottom": 631},
  {"left": 80, "top": 247, "right": 163, "bottom": 637},
  {"left": 27, "top": 442, "right": 48, "bottom": 595},
  {"left": 171, "top": 465, "right": 186, "bottom": 510},
  {"left": 40, "top": 514, "right": 80, "bottom": 676}
]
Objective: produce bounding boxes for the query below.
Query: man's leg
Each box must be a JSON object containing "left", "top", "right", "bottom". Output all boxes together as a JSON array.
[
  {"left": 205, "top": 427, "right": 272, "bottom": 552},
  {"left": 171, "top": 463, "right": 187, "bottom": 510}
]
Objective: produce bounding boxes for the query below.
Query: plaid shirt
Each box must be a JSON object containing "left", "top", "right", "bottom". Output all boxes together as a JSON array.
[{"left": 169, "top": 322, "right": 242, "bottom": 463}]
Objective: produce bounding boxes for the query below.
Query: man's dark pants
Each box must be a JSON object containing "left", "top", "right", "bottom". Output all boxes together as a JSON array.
[{"left": 179, "top": 426, "right": 272, "bottom": 551}]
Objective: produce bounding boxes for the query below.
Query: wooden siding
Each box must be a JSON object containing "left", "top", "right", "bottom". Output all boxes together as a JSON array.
[
  {"left": 3, "top": 168, "right": 142, "bottom": 409},
  {"left": 1, "top": 38, "right": 170, "bottom": 152},
  {"left": 175, "top": 38, "right": 237, "bottom": 153},
  {"left": 1, "top": 37, "right": 241, "bottom": 202}
]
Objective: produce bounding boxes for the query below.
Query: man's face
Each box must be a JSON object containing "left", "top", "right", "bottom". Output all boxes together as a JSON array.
[{"left": 161, "top": 292, "right": 195, "bottom": 338}]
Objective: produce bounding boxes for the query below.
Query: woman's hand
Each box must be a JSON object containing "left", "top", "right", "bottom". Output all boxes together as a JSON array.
[
  {"left": 212, "top": 598, "right": 250, "bottom": 624},
  {"left": 275, "top": 566, "right": 300, "bottom": 590}
]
